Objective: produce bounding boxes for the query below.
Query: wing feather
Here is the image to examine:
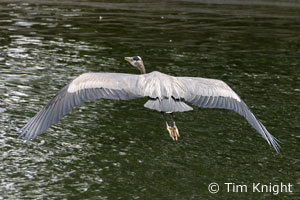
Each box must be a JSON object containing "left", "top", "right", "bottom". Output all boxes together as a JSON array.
[
  {"left": 18, "top": 73, "right": 142, "bottom": 141},
  {"left": 178, "top": 77, "right": 280, "bottom": 153}
]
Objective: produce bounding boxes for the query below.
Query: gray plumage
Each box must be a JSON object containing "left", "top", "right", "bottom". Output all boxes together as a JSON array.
[{"left": 18, "top": 70, "right": 280, "bottom": 153}]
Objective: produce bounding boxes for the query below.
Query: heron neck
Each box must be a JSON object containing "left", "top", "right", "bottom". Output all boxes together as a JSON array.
[
  {"left": 138, "top": 63, "right": 146, "bottom": 74},
  {"left": 139, "top": 67, "right": 146, "bottom": 74}
]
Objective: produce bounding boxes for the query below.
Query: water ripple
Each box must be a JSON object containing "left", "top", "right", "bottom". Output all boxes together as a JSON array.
[{"left": 0, "top": 0, "right": 299, "bottom": 199}]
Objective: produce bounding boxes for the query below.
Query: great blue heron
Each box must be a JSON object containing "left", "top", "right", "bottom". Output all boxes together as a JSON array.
[{"left": 18, "top": 56, "right": 280, "bottom": 153}]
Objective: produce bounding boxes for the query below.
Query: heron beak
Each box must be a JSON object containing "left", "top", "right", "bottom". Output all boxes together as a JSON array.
[{"left": 124, "top": 57, "right": 132, "bottom": 63}]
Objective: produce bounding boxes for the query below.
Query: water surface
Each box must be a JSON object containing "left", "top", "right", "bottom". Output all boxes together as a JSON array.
[{"left": 0, "top": 0, "right": 299, "bottom": 199}]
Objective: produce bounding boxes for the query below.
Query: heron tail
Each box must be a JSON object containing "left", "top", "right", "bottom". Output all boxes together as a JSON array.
[{"left": 144, "top": 98, "right": 193, "bottom": 113}]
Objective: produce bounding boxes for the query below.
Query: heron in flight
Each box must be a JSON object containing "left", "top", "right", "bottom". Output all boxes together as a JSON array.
[{"left": 18, "top": 56, "right": 280, "bottom": 153}]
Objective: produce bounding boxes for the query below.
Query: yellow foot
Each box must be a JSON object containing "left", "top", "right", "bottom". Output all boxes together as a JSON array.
[
  {"left": 166, "top": 125, "right": 180, "bottom": 141},
  {"left": 173, "top": 125, "right": 180, "bottom": 141},
  {"left": 167, "top": 125, "right": 175, "bottom": 140}
]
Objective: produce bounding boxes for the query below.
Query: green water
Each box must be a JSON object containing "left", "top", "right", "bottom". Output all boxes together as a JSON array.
[{"left": 0, "top": 0, "right": 299, "bottom": 199}]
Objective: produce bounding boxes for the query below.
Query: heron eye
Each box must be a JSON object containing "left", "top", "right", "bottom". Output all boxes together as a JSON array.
[{"left": 133, "top": 56, "right": 140, "bottom": 61}]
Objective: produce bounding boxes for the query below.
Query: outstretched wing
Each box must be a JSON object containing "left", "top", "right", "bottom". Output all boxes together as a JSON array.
[
  {"left": 177, "top": 76, "right": 280, "bottom": 153},
  {"left": 18, "top": 73, "right": 142, "bottom": 141}
]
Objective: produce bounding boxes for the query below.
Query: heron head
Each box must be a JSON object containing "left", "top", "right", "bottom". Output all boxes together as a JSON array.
[{"left": 124, "top": 56, "right": 146, "bottom": 74}]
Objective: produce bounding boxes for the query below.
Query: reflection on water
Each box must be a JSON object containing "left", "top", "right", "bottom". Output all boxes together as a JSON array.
[{"left": 0, "top": 0, "right": 299, "bottom": 199}]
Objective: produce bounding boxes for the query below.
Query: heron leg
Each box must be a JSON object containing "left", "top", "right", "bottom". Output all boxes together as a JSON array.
[
  {"left": 161, "top": 112, "right": 177, "bottom": 140},
  {"left": 170, "top": 113, "right": 180, "bottom": 140}
]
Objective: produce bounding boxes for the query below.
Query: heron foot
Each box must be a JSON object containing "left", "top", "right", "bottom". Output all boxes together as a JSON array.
[
  {"left": 172, "top": 125, "right": 180, "bottom": 140},
  {"left": 166, "top": 125, "right": 180, "bottom": 141}
]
